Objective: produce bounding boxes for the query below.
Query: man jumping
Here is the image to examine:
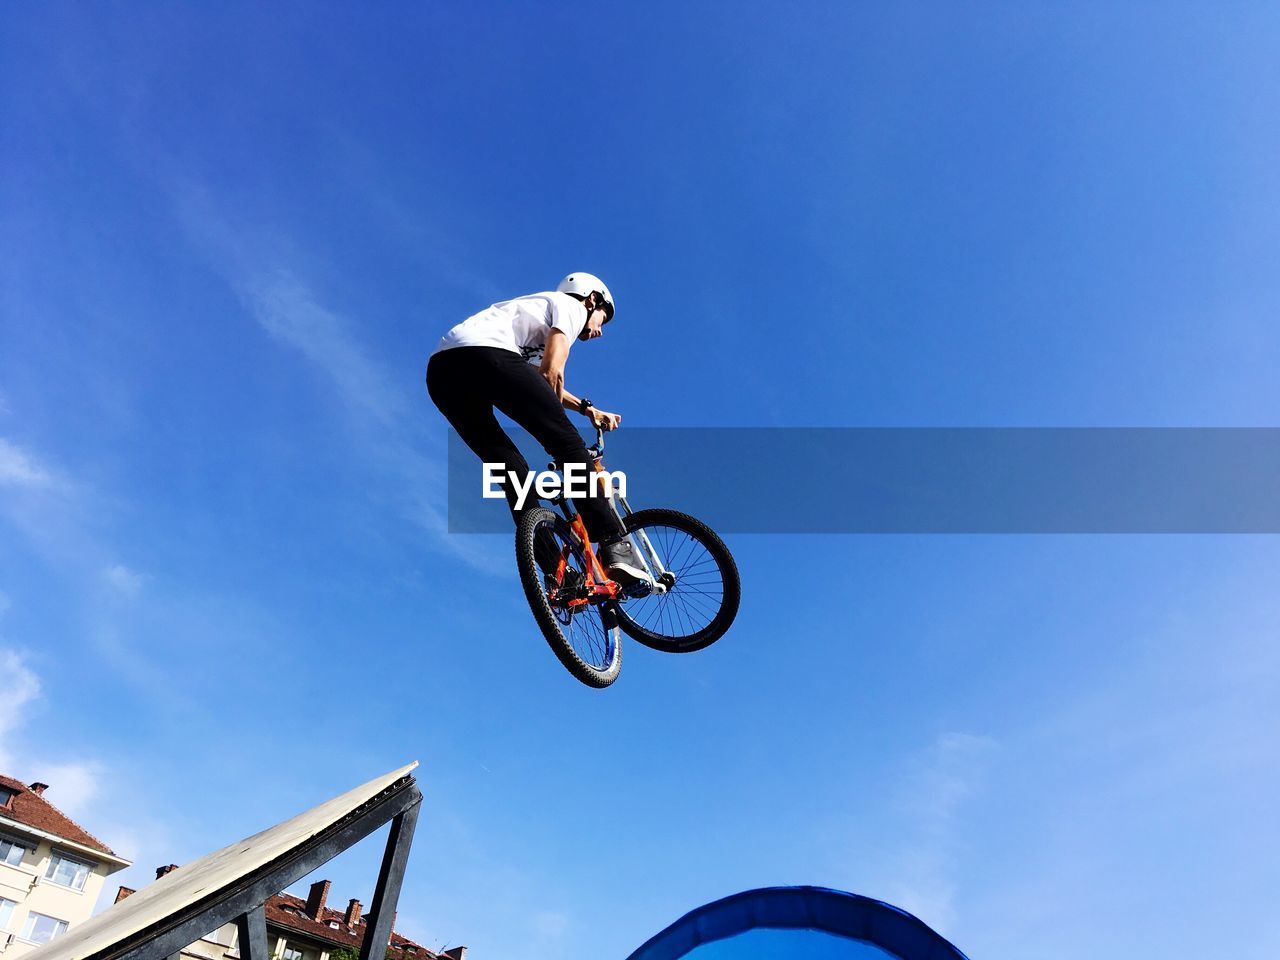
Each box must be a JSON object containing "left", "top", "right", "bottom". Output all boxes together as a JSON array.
[{"left": 426, "top": 272, "right": 651, "bottom": 590}]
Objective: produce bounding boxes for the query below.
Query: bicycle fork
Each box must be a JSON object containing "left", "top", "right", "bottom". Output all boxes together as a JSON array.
[
  {"left": 548, "top": 455, "right": 671, "bottom": 597},
  {"left": 612, "top": 494, "right": 671, "bottom": 596}
]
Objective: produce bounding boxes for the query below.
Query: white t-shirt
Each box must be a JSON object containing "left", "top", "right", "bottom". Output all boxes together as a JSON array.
[{"left": 433, "top": 291, "right": 588, "bottom": 363}]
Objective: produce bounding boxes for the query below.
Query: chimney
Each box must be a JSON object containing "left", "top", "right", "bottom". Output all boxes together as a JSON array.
[
  {"left": 156, "top": 864, "right": 180, "bottom": 880},
  {"left": 29, "top": 782, "right": 48, "bottom": 797},
  {"left": 115, "top": 887, "right": 136, "bottom": 904},
  {"left": 442, "top": 949, "right": 467, "bottom": 960},
  {"left": 305, "top": 879, "right": 331, "bottom": 920},
  {"left": 343, "top": 899, "right": 362, "bottom": 928}
]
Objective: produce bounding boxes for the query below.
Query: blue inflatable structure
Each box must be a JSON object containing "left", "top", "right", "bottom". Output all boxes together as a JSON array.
[{"left": 625, "top": 886, "right": 970, "bottom": 960}]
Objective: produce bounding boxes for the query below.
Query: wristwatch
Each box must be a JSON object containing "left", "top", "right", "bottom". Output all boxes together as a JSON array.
[{"left": 578, "top": 397, "right": 594, "bottom": 415}]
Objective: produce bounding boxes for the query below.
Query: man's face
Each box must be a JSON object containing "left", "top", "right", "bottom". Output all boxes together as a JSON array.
[{"left": 578, "top": 307, "right": 607, "bottom": 341}]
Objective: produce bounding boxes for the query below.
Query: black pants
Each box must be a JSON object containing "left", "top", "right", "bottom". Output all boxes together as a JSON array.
[{"left": 426, "top": 346, "right": 626, "bottom": 549}]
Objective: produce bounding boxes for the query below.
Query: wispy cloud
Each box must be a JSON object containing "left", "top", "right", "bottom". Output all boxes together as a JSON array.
[
  {"left": 167, "top": 179, "right": 504, "bottom": 574},
  {"left": 0, "top": 650, "right": 102, "bottom": 823},
  {"left": 533, "top": 910, "right": 570, "bottom": 939},
  {"left": 0, "top": 437, "right": 61, "bottom": 490},
  {"left": 0, "top": 437, "right": 129, "bottom": 573},
  {"left": 0, "top": 649, "right": 42, "bottom": 771},
  {"left": 29, "top": 760, "right": 103, "bottom": 819},
  {"left": 0, "top": 439, "right": 168, "bottom": 697},
  {"left": 0, "top": 646, "right": 174, "bottom": 899},
  {"left": 102, "top": 563, "right": 145, "bottom": 600},
  {"left": 245, "top": 270, "right": 406, "bottom": 426},
  {"left": 0, "top": 436, "right": 89, "bottom": 561},
  {"left": 881, "top": 731, "right": 997, "bottom": 934}
]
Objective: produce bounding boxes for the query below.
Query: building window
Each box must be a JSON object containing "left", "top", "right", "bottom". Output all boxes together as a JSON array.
[
  {"left": 0, "top": 788, "right": 14, "bottom": 808},
  {"left": 0, "top": 837, "right": 25, "bottom": 867},
  {"left": 44, "top": 853, "right": 92, "bottom": 891},
  {"left": 281, "top": 945, "right": 304, "bottom": 960},
  {"left": 21, "top": 912, "right": 69, "bottom": 944},
  {"left": 0, "top": 898, "right": 16, "bottom": 929}
]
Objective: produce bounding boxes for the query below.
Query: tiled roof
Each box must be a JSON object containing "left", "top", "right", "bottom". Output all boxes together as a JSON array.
[
  {"left": 0, "top": 773, "right": 116, "bottom": 856},
  {"left": 267, "top": 893, "right": 437, "bottom": 960}
]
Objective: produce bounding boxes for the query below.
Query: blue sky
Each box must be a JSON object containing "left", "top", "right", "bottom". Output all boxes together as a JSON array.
[{"left": 2, "top": 4, "right": 1279, "bottom": 959}]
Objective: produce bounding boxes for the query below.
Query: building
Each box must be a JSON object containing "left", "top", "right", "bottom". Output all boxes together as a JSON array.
[
  {"left": 116, "top": 874, "right": 466, "bottom": 960},
  {"left": 0, "top": 774, "right": 131, "bottom": 958}
]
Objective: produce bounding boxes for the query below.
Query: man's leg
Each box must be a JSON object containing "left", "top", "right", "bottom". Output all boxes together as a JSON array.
[
  {"left": 484, "top": 353, "right": 651, "bottom": 591},
  {"left": 427, "top": 349, "right": 559, "bottom": 572},
  {"left": 484, "top": 354, "right": 623, "bottom": 540}
]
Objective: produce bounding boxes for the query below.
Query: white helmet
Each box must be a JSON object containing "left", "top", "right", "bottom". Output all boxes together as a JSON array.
[{"left": 556, "top": 272, "right": 615, "bottom": 320}]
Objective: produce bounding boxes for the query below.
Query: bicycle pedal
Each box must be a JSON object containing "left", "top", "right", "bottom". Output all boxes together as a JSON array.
[{"left": 622, "top": 579, "right": 655, "bottom": 599}]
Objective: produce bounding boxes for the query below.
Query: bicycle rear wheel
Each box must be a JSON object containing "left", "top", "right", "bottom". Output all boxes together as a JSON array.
[
  {"left": 616, "top": 508, "right": 740, "bottom": 653},
  {"left": 515, "top": 507, "right": 622, "bottom": 688}
]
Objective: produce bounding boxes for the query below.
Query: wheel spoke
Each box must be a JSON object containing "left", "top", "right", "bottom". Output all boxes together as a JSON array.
[
  {"left": 537, "top": 517, "right": 615, "bottom": 670},
  {"left": 618, "top": 521, "right": 730, "bottom": 639}
]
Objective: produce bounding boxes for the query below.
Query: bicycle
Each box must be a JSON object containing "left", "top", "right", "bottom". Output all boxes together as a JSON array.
[{"left": 515, "top": 426, "right": 740, "bottom": 688}]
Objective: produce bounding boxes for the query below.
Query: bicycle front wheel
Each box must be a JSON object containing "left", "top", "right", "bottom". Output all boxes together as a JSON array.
[
  {"left": 515, "top": 507, "right": 622, "bottom": 688},
  {"left": 617, "top": 508, "right": 740, "bottom": 653}
]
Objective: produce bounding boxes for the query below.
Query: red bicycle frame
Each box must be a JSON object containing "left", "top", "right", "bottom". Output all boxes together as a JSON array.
[{"left": 550, "top": 513, "right": 621, "bottom": 608}]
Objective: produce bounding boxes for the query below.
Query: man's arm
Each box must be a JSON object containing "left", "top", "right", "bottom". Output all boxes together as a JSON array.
[
  {"left": 539, "top": 331, "right": 622, "bottom": 430},
  {"left": 558, "top": 387, "right": 622, "bottom": 430},
  {"left": 538, "top": 329, "right": 570, "bottom": 400}
]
